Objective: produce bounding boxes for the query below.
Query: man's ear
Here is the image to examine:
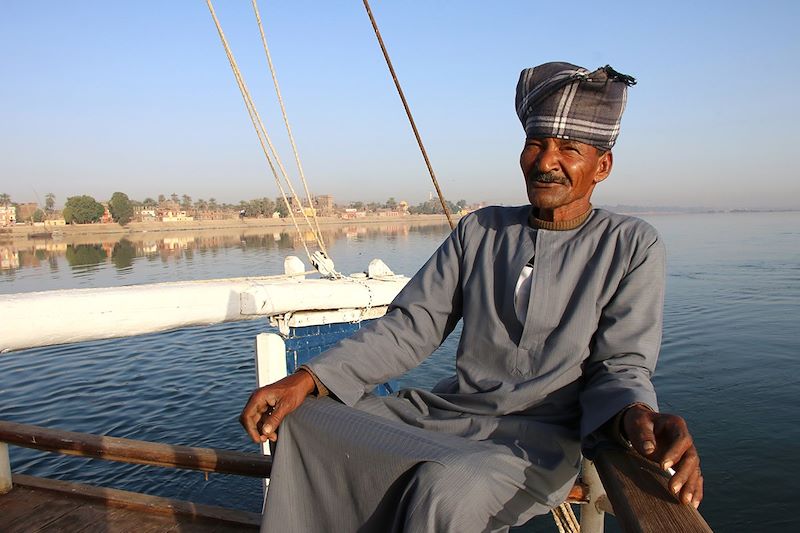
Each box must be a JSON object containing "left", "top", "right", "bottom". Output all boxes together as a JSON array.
[{"left": 594, "top": 150, "right": 613, "bottom": 183}]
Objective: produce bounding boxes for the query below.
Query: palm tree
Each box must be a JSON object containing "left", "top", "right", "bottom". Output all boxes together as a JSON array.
[
  {"left": 45, "top": 193, "right": 56, "bottom": 213},
  {"left": 209, "top": 198, "right": 218, "bottom": 211},
  {"left": 0, "top": 193, "right": 10, "bottom": 206}
]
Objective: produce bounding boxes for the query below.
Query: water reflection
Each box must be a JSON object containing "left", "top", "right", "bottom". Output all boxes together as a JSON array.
[
  {"left": 66, "top": 244, "right": 108, "bottom": 268},
  {"left": 111, "top": 239, "right": 136, "bottom": 270},
  {"left": 0, "top": 221, "right": 451, "bottom": 288}
]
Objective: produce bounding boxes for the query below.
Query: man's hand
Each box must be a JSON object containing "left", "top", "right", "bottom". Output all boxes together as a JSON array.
[
  {"left": 239, "top": 370, "right": 316, "bottom": 443},
  {"left": 623, "top": 405, "right": 703, "bottom": 509}
]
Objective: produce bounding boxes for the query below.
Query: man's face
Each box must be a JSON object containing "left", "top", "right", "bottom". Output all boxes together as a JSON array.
[{"left": 520, "top": 137, "right": 612, "bottom": 211}]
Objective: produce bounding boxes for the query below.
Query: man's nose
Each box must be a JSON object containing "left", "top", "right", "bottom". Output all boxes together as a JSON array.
[{"left": 535, "top": 147, "right": 560, "bottom": 173}]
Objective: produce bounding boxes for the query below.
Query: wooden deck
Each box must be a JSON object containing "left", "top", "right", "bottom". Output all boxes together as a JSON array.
[{"left": 0, "top": 475, "right": 259, "bottom": 532}]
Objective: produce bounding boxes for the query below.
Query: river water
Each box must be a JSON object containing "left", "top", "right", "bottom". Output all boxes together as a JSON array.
[{"left": 1, "top": 212, "right": 798, "bottom": 531}]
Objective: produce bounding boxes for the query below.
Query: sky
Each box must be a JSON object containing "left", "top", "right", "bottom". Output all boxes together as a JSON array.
[{"left": 1, "top": 0, "right": 799, "bottom": 209}]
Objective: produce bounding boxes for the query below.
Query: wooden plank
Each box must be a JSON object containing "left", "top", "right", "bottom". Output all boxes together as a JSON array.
[
  {"left": 0, "top": 420, "right": 271, "bottom": 478},
  {"left": 36, "top": 502, "right": 116, "bottom": 533},
  {"left": 12, "top": 474, "right": 260, "bottom": 529},
  {"left": 3, "top": 496, "right": 81, "bottom": 532},
  {"left": 594, "top": 445, "right": 713, "bottom": 533},
  {"left": 0, "top": 485, "right": 52, "bottom": 527},
  {"left": 101, "top": 506, "right": 181, "bottom": 533}
]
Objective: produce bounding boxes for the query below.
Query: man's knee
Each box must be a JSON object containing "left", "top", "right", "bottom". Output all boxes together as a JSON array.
[{"left": 404, "top": 453, "right": 550, "bottom": 532}]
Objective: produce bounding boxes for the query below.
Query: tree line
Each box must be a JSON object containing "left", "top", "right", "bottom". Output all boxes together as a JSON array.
[{"left": 2, "top": 190, "right": 472, "bottom": 226}]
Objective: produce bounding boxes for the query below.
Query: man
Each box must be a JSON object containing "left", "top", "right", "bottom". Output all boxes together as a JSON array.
[{"left": 240, "top": 61, "right": 703, "bottom": 532}]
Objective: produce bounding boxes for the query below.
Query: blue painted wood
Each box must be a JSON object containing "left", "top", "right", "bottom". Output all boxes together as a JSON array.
[{"left": 284, "top": 320, "right": 398, "bottom": 396}]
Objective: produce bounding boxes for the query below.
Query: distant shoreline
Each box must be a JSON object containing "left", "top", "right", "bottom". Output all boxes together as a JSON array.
[
  {"left": 5, "top": 214, "right": 456, "bottom": 240},
  {"left": 4, "top": 208, "right": 798, "bottom": 241}
]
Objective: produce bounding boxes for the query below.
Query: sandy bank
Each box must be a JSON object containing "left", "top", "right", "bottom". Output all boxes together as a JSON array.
[{"left": 6, "top": 214, "right": 456, "bottom": 240}]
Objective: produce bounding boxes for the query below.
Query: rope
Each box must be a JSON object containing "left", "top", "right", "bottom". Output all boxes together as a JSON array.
[
  {"left": 361, "top": 0, "right": 455, "bottom": 230},
  {"left": 551, "top": 502, "right": 580, "bottom": 533},
  {"left": 251, "top": 0, "right": 328, "bottom": 258},
  {"left": 206, "top": 0, "right": 325, "bottom": 267}
]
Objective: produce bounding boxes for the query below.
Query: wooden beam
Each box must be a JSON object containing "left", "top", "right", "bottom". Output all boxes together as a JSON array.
[
  {"left": 593, "top": 445, "right": 713, "bottom": 533},
  {"left": 0, "top": 274, "right": 409, "bottom": 353},
  {"left": 0, "top": 420, "right": 270, "bottom": 478}
]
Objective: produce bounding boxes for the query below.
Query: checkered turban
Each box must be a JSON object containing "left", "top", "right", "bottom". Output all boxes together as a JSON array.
[{"left": 515, "top": 62, "right": 636, "bottom": 151}]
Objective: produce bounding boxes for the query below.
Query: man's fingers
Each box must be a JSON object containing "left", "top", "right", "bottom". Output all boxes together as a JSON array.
[
  {"left": 658, "top": 418, "right": 693, "bottom": 471},
  {"left": 239, "top": 373, "right": 314, "bottom": 443},
  {"left": 626, "top": 412, "right": 657, "bottom": 456},
  {"left": 674, "top": 464, "right": 703, "bottom": 508},
  {"left": 258, "top": 399, "right": 293, "bottom": 441},
  {"left": 692, "top": 473, "right": 704, "bottom": 509},
  {"left": 239, "top": 389, "right": 276, "bottom": 443},
  {"left": 668, "top": 447, "right": 700, "bottom": 498}
]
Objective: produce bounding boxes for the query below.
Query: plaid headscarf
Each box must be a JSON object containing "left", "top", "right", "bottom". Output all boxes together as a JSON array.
[{"left": 515, "top": 62, "right": 636, "bottom": 151}]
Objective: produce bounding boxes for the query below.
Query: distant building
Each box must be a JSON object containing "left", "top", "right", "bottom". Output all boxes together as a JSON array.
[
  {"left": 341, "top": 208, "right": 366, "bottom": 219},
  {"left": 314, "top": 195, "right": 335, "bottom": 216},
  {"left": 134, "top": 205, "right": 157, "bottom": 222},
  {"left": 161, "top": 210, "right": 194, "bottom": 222},
  {"left": 0, "top": 205, "right": 16, "bottom": 227},
  {"left": 158, "top": 200, "right": 181, "bottom": 213},
  {"left": 100, "top": 204, "right": 113, "bottom": 224},
  {"left": 15, "top": 203, "right": 38, "bottom": 222},
  {"left": 375, "top": 208, "right": 406, "bottom": 218}
]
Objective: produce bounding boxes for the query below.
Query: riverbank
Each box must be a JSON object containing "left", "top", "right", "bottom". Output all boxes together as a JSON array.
[{"left": 5, "top": 214, "right": 456, "bottom": 240}]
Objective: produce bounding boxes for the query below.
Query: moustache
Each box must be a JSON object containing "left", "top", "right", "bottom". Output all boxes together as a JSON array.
[{"left": 531, "top": 172, "right": 570, "bottom": 185}]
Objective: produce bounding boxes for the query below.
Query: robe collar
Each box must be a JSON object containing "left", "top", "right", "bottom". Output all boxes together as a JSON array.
[{"left": 528, "top": 205, "right": 592, "bottom": 231}]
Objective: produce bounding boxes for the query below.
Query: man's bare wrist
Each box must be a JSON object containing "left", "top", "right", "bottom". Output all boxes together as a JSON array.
[
  {"left": 296, "top": 366, "right": 329, "bottom": 397},
  {"left": 615, "top": 402, "right": 653, "bottom": 446},
  {"left": 294, "top": 367, "right": 317, "bottom": 396}
]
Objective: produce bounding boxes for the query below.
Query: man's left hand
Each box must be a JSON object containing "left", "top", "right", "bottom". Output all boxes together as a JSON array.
[{"left": 622, "top": 405, "right": 703, "bottom": 509}]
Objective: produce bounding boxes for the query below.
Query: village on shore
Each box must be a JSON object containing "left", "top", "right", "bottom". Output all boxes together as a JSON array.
[{"left": 0, "top": 191, "right": 479, "bottom": 236}]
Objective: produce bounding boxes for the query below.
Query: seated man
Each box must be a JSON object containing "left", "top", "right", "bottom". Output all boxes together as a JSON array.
[{"left": 240, "top": 61, "right": 703, "bottom": 532}]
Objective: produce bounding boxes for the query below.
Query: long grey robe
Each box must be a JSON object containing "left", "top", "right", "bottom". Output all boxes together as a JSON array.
[{"left": 264, "top": 206, "right": 664, "bottom": 531}]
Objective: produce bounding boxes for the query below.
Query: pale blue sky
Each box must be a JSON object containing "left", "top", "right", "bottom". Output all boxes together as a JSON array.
[{"left": 1, "top": 0, "right": 798, "bottom": 209}]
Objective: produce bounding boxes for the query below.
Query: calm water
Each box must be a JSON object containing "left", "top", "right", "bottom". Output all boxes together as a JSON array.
[{"left": 1, "top": 212, "right": 798, "bottom": 531}]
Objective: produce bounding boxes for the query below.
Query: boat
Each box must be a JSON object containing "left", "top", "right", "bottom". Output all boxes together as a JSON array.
[
  {"left": 0, "top": 253, "right": 712, "bottom": 532},
  {"left": 0, "top": 2, "right": 712, "bottom": 531},
  {"left": 27, "top": 231, "right": 53, "bottom": 240}
]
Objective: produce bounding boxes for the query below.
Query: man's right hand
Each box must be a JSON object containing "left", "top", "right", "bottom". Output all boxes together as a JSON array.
[{"left": 239, "top": 370, "right": 316, "bottom": 443}]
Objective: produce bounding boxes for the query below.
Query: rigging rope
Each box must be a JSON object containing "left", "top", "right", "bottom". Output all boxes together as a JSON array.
[
  {"left": 361, "top": 0, "right": 455, "bottom": 230},
  {"left": 551, "top": 502, "right": 581, "bottom": 533},
  {"left": 251, "top": 0, "right": 328, "bottom": 258},
  {"left": 206, "top": 0, "right": 328, "bottom": 268}
]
